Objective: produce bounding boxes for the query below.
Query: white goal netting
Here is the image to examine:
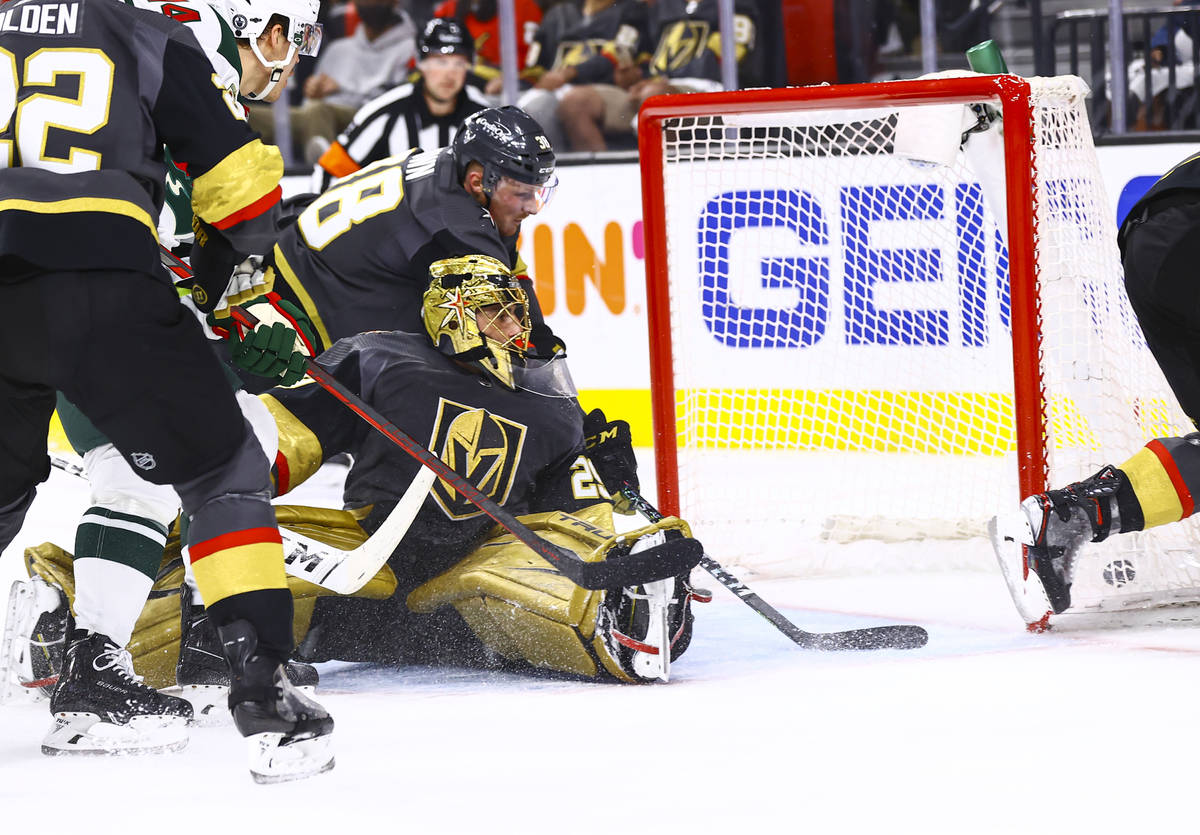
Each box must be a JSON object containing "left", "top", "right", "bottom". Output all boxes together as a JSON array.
[{"left": 644, "top": 75, "right": 1200, "bottom": 618}]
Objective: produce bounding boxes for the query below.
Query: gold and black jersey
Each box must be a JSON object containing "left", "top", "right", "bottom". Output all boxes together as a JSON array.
[
  {"left": 647, "top": 0, "right": 762, "bottom": 86},
  {"left": 265, "top": 330, "right": 596, "bottom": 578},
  {"left": 522, "top": 0, "right": 650, "bottom": 84},
  {"left": 269, "top": 147, "right": 558, "bottom": 355},
  {"left": 0, "top": 0, "right": 281, "bottom": 279}
]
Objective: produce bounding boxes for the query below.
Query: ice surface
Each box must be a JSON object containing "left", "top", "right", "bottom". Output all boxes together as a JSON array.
[{"left": 3, "top": 464, "right": 1200, "bottom": 832}]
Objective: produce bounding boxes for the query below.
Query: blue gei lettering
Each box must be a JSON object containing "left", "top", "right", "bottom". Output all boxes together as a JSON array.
[
  {"left": 841, "top": 183, "right": 948, "bottom": 345},
  {"left": 695, "top": 182, "right": 1011, "bottom": 349},
  {"left": 696, "top": 189, "right": 830, "bottom": 348}
]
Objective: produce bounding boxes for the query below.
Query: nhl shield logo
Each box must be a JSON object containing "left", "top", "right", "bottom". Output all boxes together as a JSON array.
[
  {"left": 130, "top": 452, "right": 157, "bottom": 471},
  {"left": 428, "top": 398, "right": 527, "bottom": 520}
]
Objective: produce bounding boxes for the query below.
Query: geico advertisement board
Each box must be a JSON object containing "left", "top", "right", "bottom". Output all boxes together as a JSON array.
[{"left": 279, "top": 141, "right": 1185, "bottom": 444}]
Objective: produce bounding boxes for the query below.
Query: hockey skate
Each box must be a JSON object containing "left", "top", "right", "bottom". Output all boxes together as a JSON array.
[
  {"left": 42, "top": 629, "right": 192, "bottom": 756},
  {"left": 596, "top": 531, "right": 710, "bottom": 682},
  {"left": 990, "top": 465, "right": 1125, "bottom": 623},
  {"left": 176, "top": 595, "right": 318, "bottom": 725},
  {"left": 0, "top": 576, "right": 69, "bottom": 702},
  {"left": 219, "top": 619, "right": 334, "bottom": 784}
]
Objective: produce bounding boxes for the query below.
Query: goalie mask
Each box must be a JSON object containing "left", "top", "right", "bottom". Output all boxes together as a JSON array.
[
  {"left": 423, "top": 257, "right": 577, "bottom": 397},
  {"left": 423, "top": 256, "right": 532, "bottom": 391}
]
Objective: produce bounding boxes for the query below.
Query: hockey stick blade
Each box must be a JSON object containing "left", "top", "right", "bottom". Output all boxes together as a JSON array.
[
  {"left": 621, "top": 487, "right": 929, "bottom": 652},
  {"left": 229, "top": 306, "right": 672, "bottom": 591}
]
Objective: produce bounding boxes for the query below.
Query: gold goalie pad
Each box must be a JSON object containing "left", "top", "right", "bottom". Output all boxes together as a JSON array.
[
  {"left": 22, "top": 505, "right": 398, "bottom": 689},
  {"left": 406, "top": 502, "right": 694, "bottom": 683}
]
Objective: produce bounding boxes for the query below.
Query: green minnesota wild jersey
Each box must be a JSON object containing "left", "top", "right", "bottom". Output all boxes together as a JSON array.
[
  {"left": 266, "top": 331, "right": 602, "bottom": 581},
  {"left": 123, "top": 0, "right": 244, "bottom": 246},
  {"left": 269, "top": 148, "right": 558, "bottom": 353}
]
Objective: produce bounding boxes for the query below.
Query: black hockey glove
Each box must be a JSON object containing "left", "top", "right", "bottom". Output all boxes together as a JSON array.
[
  {"left": 221, "top": 296, "right": 317, "bottom": 387},
  {"left": 188, "top": 218, "right": 245, "bottom": 313},
  {"left": 583, "top": 408, "right": 639, "bottom": 514}
]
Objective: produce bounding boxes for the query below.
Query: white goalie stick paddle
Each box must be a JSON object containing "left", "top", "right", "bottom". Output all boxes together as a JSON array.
[
  {"left": 281, "top": 466, "right": 436, "bottom": 594},
  {"left": 48, "top": 454, "right": 431, "bottom": 595},
  {"left": 618, "top": 486, "right": 930, "bottom": 651}
]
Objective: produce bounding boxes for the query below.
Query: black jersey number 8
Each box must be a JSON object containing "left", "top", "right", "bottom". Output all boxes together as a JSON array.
[
  {"left": 298, "top": 158, "right": 406, "bottom": 250},
  {"left": 0, "top": 47, "right": 115, "bottom": 172}
]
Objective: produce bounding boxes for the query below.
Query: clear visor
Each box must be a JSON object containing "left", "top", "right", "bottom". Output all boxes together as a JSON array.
[
  {"left": 497, "top": 173, "right": 558, "bottom": 213},
  {"left": 532, "top": 173, "right": 558, "bottom": 212},
  {"left": 293, "top": 21, "right": 324, "bottom": 57},
  {"left": 512, "top": 352, "right": 577, "bottom": 399}
]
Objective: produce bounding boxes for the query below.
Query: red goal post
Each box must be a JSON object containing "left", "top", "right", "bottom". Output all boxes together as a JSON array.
[{"left": 636, "top": 75, "right": 1200, "bottom": 622}]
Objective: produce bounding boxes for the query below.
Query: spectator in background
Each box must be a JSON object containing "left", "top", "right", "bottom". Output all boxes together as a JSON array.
[
  {"left": 557, "top": 0, "right": 762, "bottom": 152},
  {"left": 515, "top": 0, "right": 650, "bottom": 152},
  {"left": 251, "top": 0, "right": 419, "bottom": 161},
  {"left": 434, "top": 0, "right": 543, "bottom": 90},
  {"left": 312, "top": 17, "right": 490, "bottom": 190}
]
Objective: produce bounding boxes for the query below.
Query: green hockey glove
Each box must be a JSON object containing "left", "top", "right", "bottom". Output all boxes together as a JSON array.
[{"left": 225, "top": 296, "right": 316, "bottom": 387}]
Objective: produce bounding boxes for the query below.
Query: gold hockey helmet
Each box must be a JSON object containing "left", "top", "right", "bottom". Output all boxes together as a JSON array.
[{"left": 423, "top": 255, "right": 532, "bottom": 389}]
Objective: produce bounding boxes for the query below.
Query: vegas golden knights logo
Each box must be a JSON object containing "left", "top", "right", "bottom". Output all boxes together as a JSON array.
[
  {"left": 428, "top": 398, "right": 528, "bottom": 520},
  {"left": 652, "top": 21, "right": 709, "bottom": 74}
]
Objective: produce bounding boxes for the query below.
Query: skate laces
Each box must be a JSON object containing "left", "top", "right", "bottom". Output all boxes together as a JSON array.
[{"left": 93, "top": 644, "right": 146, "bottom": 685}]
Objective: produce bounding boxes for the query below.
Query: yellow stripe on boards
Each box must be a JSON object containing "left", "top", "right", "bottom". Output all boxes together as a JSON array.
[
  {"left": 47, "top": 411, "right": 71, "bottom": 455},
  {"left": 668, "top": 389, "right": 1017, "bottom": 454},
  {"left": 577, "top": 390, "right": 653, "bottom": 447}
]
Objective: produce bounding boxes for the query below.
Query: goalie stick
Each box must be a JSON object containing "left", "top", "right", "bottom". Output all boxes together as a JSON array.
[
  {"left": 48, "top": 453, "right": 433, "bottom": 595},
  {"left": 229, "top": 306, "right": 700, "bottom": 591},
  {"left": 618, "top": 486, "right": 929, "bottom": 651}
]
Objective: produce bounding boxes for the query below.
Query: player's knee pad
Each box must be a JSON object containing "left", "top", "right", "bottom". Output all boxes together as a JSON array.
[
  {"left": 173, "top": 418, "right": 273, "bottom": 518},
  {"left": 406, "top": 503, "right": 706, "bottom": 682},
  {"left": 83, "top": 443, "right": 181, "bottom": 528}
]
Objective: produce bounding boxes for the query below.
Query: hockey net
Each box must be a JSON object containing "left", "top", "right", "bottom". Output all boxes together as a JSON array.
[{"left": 638, "top": 74, "right": 1200, "bottom": 623}]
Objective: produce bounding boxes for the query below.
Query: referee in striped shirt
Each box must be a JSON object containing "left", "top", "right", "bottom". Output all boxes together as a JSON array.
[{"left": 312, "top": 17, "right": 490, "bottom": 191}]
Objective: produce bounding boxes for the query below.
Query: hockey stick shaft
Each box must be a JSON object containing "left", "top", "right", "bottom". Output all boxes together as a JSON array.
[
  {"left": 48, "top": 454, "right": 426, "bottom": 595},
  {"left": 619, "top": 487, "right": 929, "bottom": 651},
  {"left": 229, "top": 307, "right": 695, "bottom": 591}
]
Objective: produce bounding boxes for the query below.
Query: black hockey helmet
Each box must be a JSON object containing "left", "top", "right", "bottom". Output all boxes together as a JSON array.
[
  {"left": 452, "top": 106, "right": 556, "bottom": 194},
  {"left": 418, "top": 17, "right": 475, "bottom": 61}
]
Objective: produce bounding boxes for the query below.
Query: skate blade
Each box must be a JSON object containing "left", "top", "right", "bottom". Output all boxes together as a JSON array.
[
  {"left": 988, "top": 516, "right": 1054, "bottom": 629},
  {"left": 41, "top": 712, "right": 190, "bottom": 756},
  {"left": 247, "top": 731, "right": 335, "bottom": 784},
  {"left": 179, "top": 684, "right": 231, "bottom": 727}
]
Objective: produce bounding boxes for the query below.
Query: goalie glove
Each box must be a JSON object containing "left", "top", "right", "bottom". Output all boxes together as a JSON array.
[
  {"left": 583, "top": 408, "right": 639, "bottom": 514},
  {"left": 210, "top": 295, "right": 316, "bottom": 387}
]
